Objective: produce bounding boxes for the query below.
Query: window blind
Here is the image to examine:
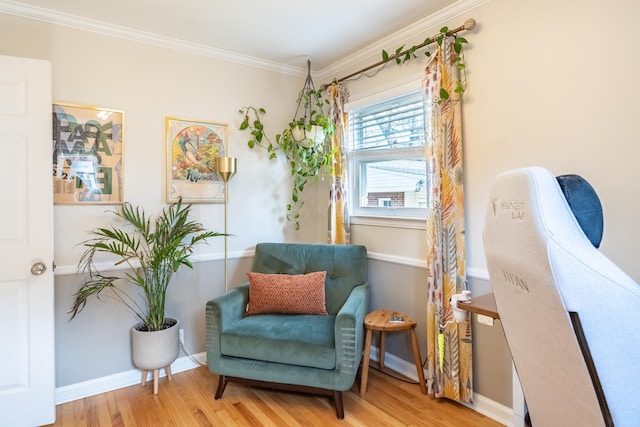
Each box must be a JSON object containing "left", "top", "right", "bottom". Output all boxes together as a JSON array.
[{"left": 349, "top": 90, "right": 425, "bottom": 151}]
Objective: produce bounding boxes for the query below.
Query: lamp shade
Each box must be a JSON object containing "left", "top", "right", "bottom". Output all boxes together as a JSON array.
[{"left": 214, "top": 157, "right": 237, "bottom": 183}]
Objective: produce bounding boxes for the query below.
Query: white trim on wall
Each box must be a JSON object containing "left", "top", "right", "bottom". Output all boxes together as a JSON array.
[
  {"left": 55, "top": 352, "right": 206, "bottom": 404},
  {"left": 0, "top": 0, "right": 491, "bottom": 81},
  {"left": 316, "top": 0, "right": 492, "bottom": 82},
  {"left": 54, "top": 249, "right": 255, "bottom": 276},
  {"left": 367, "top": 250, "right": 490, "bottom": 281},
  {"left": 0, "top": 1, "right": 304, "bottom": 77}
]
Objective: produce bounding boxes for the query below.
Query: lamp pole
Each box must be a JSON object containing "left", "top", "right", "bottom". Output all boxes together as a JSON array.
[{"left": 213, "top": 157, "right": 237, "bottom": 293}]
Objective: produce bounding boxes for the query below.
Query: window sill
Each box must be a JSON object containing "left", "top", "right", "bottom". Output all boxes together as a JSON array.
[{"left": 350, "top": 215, "right": 426, "bottom": 230}]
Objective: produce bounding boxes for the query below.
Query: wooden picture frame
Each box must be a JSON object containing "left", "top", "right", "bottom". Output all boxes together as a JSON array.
[
  {"left": 166, "top": 117, "right": 228, "bottom": 203},
  {"left": 52, "top": 103, "right": 124, "bottom": 204}
]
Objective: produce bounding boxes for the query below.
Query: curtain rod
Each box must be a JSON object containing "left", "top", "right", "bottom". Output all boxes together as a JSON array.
[{"left": 324, "top": 18, "right": 476, "bottom": 87}]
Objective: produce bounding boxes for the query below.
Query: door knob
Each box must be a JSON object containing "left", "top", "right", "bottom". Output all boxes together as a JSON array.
[{"left": 31, "top": 262, "right": 46, "bottom": 275}]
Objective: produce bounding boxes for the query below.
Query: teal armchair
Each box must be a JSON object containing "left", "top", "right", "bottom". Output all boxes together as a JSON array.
[{"left": 206, "top": 243, "right": 370, "bottom": 419}]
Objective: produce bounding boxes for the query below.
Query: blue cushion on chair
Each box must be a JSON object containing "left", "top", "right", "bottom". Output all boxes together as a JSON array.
[{"left": 556, "top": 174, "right": 603, "bottom": 248}]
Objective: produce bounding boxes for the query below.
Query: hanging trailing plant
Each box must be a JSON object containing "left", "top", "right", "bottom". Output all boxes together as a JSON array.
[
  {"left": 239, "top": 61, "right": 336, "bottom": 231},
  {"left": 382, "top": 25, "right": 469, "bottom": 103}
]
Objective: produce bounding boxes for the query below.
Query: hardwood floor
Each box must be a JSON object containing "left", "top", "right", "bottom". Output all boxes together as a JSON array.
[{"left": 44, "top": 367, "right": 505, "bottom": 426}]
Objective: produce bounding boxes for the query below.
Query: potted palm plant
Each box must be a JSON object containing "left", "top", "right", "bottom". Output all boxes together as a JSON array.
[{"left": 69, "top": 198, "right": 224, "bottom": 391}]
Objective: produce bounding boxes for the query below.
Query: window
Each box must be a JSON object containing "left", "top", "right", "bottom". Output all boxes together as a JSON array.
[{"left": 348, "top": 88, "right": 427, "bottom": 219}]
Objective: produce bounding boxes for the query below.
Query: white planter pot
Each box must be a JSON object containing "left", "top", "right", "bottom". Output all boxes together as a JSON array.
[
  {"left": 294, "top": 125, "right": 325, "bottom": 148},
  {"left": 131, "top": 318, "right": 180, "bottom": 370}
]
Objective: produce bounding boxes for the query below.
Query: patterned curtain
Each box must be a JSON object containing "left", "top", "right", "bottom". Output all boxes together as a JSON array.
[
  {"left": 423, "top": 38, "right": 473, "bottom": 403},
  {"left": 327, "top": 83, "right": 350, "bottom": 244}
]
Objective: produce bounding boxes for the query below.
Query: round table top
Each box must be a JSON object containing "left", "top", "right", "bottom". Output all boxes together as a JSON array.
[{"left": 364, "top": 309, "right": 416, "bottom": 331}]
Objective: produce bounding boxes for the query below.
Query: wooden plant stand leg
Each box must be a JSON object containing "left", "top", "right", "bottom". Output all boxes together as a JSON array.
[
  {"left": 153, "top": 369, "right": 160, "bottom": 395},
  {"left": 141, "top": 366, "right": 171, "bottom": 395}
]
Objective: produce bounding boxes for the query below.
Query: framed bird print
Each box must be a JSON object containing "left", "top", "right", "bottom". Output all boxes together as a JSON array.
[{"left": 165, "top": 117, "right": 228, "bottom": 203}]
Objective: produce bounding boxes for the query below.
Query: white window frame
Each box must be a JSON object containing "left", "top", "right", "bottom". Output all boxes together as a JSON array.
[{"left": 346, "top": 78, "right": 427, "bottom": 224}]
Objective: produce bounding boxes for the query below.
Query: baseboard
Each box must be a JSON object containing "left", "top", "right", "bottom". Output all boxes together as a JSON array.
[
  {"left": 369, "top": 347, "right": 514, "bottom": 427},
  {"left": 55, "top": 348, "right": 513, "bottom": 426},
  {"left": 54, "top": 352, "right": 206, "bottom": 404}
]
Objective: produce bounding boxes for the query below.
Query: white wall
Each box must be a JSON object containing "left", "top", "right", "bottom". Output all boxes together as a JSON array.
[
  {"left": 316, "top": 0, "right": 640, "bottom": 410},
  {"left": 322, "top": 0, "right": 640, "bottom": 282},
  {"left": 0, "top": 13, "right": 323, "bottom": 387},
  {"left": 5, "top": 0, "right": 640, "bottom": 414},
  {"left": 0, "top": 13, "right": 324, "bottom": 269}
]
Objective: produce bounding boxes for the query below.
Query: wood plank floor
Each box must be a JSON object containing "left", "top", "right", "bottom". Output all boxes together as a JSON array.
[{"left": 43, "top": 367, "right": 505, "bottom": 426}]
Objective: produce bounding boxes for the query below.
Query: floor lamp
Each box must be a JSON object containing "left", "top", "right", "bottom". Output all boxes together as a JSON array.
[{"left": 214, "top": 157, "right": 237, "bottom": 293}]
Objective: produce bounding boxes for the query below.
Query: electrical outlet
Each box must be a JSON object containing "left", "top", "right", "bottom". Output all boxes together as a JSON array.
[
  {"left": 476, "top": 314, "right": 494, "bottom": 326},
  {"left": 179, "top": 328, "right": 184, "bottom": 344}
]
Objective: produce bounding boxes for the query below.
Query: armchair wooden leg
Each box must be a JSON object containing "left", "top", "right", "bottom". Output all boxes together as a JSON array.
[
  {"left": 333, "top": 390, "right": 344, "bottom": 419},
  {"left": 215, "top": 375, "right": 228, "bottom": 400}
]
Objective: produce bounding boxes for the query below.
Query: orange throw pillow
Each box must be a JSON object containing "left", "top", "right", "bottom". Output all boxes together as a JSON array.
[{"left": 246, "top": 271, "right": 328, "bottom": 315}]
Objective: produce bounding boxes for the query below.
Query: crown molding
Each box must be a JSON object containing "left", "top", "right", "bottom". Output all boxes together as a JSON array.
[
  {"left": 0, "top": 0, "right": 306, "bottom": 77},
  {"left": 317, "top": 0, "right": 490, "bottom": 83},
  {"left": 0, "top": 0, "right": 488, "bottom": 80}
]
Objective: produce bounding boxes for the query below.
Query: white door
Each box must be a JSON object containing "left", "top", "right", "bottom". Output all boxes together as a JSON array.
[{"left": 0, "top": 55, "right": 55, "bottom": 426}]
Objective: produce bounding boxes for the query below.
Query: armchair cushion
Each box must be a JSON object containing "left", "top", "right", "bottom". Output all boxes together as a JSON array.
[
  {"left": 246, "top": 271, "right": 328, "bottom": 315},
  {"left": 221, "top": 313, "right": 336, "bottom": 369}
]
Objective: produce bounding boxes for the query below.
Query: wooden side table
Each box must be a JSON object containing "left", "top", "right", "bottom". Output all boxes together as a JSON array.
[{"left": 360, "top": 309, "right": 427, "bottom": 396}]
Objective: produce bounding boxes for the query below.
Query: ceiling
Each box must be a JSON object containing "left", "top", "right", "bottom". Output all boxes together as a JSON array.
[{"left": 2, "top": 0, "right": 461, "bottom": 71}]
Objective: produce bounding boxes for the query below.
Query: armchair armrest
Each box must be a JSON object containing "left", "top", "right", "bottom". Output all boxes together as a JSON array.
[
  {"left": 206, "top": 283, "right": 249, "bottom": 370},
  {"left": 334, "top": 282, "right": 370, "bottom": 377}
]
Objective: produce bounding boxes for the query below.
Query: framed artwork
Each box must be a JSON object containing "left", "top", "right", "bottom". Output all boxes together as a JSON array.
[
  {"left": 166, "top": 117, "right": 227, "bottom": 203},
  {"left": 52, "top": 103, "right": 124, "bottom": 204}
]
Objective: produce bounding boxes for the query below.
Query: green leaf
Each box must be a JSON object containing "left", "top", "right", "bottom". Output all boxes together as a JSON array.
[
  {"left": 440, "top": 88, "right": 450, "bottom": 99},
  {"left": 258, "top": 107, "right": 266, "bottom": 114},
  {"left": 248, "top": 140, "right": 255, "bottom": 149},
  {"left": 440, "top": 26, "right": 449, "bottom": 33},
  {"left": 382, "top": 50, "right": 389, "bottom": 61},
  {"left": 239, "top": 119, "right": 249, "bottom": 130}
]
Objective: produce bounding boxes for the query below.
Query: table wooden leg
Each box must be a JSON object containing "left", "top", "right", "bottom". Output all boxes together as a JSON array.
[
  {"left": 379, "top": 331, "right": 386, "bottom": 370},
  {"left": 141, "top": 370, "right": 148, "bottom": 387},
  {"left": 166, "top": 365, "right": 173, "bottom": 381},
  {"left": 360, "top": 329, "right": 373, "bottom": 396},
  {"left": 409, "top": 328, "right": 427, "bottom": 394}
]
